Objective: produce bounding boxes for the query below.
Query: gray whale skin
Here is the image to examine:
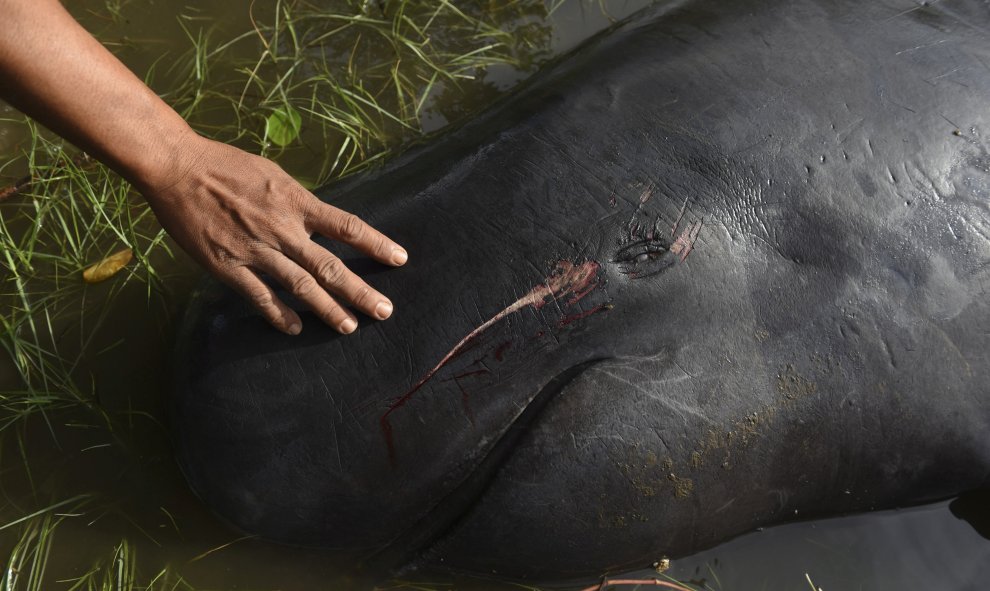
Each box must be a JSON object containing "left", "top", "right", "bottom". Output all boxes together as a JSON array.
[{"left": 173, "top": 0, "right": 990, "bottom": 580}]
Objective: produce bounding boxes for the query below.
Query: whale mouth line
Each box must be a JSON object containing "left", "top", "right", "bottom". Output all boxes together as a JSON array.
[{"left": 367, "top": 357, "right": 610, "bottom": 572}]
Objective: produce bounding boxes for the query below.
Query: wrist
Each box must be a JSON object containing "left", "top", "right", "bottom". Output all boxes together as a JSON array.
[{"left": 118, "top": 106, "right": 205, "bottom": 195}]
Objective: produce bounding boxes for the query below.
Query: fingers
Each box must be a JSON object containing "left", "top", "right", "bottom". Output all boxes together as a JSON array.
[
  {"left": 256, "top": 251, "right": 371, "bottom": 335},
  {"left": 223, "top": 267, "right": 302, "bottom": 336},
  {"left": 220, "top": 200, "right": 403, "bottom": 336},
  {"left": 285, "top": 240, "right": 394, "bottom": 323},
  {"left": 306, "top": 201, "right": 408, "bottom": 267},
  {"left": 222, "top": 248, "right": 393, "bottom": 336}
]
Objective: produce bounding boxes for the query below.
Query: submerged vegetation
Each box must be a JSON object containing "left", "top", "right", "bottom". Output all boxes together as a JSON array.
[
  {"left": 0, "top": 1, "right": 660, "bottom": 589},
  {"left": 160, "top": 0, "right": 558, "bottom": 183}
]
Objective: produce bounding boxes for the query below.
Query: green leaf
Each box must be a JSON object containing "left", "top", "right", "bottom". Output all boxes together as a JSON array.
[{"left": 265, "top": 106, "right": 302, "bottom": 147}]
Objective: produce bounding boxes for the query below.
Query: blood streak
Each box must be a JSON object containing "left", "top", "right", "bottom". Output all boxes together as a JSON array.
[
  {"left": 380, "top": 260, "right": 601, "bottom": 465},
  {"left": 556, "top": 303, "right": 612, "bottom": 328},
  {"left": 671, "top": 220, "right": 703, "bottom": 262},
  {"left": 449, "top": 370, "right": 489, "bottom": 425}
]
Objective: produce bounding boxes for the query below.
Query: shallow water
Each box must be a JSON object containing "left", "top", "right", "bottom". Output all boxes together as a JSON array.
[{"left": 1, "top": 1, "right": 988, "bottom": 590}]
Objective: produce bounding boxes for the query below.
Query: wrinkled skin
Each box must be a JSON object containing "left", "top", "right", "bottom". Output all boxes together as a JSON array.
[{"left": 173, "top": 0, "right": 990, "bottom": 580}]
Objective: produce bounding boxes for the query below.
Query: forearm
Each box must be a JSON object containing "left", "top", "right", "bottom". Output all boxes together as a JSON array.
[{"left": 0, "top": 0, "right": 194, "bottom": 189}]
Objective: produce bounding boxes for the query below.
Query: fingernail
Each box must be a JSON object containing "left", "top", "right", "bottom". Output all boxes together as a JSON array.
[
  {"left": 287, "top": 322, "right": 302, "bottom": 336},
  {"left": 375, "top": 301, "right": 393, "bottom": 320},
  {"left": 339, "top": 318, "right": 358, "bottom": 334},
  {"left": 391, "top": 248, "right": 408, "bottom": 265}
]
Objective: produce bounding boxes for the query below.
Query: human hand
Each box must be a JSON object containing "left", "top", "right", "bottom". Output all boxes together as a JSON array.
[
  {"left": 140, "top": 134, "right": 407, "bottom": 336},
  {"left": 1, "top": 0, "right": 407, "bottom": 335}
]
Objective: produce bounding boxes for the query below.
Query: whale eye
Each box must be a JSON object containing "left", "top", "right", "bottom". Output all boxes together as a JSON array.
[{"left": 614, "top": 239, "right": 676, "bottom": 279}]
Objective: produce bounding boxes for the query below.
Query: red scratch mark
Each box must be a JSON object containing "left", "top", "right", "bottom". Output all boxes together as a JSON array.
[
  {"left": 609, "top": 193, "right": 617, "bottom": 207},
  {"left": 380, "top": 260, "right": 601, "bottom": 465},
  {"left": 670, "top": 220, "right": 703, "bottom": 262},
  {"left": 448, "top": 370, "right": 488, "bottom": 426},
  {"left": 671, "top": 197, "right": 689, "bottom": 237},
  {"left": 567, "top": 279, "right": 600, "bottom": 307},
  {"left": 556, "top": 303, "right": 612, "bottom": 328}
]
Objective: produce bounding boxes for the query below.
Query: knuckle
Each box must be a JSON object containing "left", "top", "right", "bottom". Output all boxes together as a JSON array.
[
  {"left": 374, "top": 234, "right": 391, "bottom": 256},
  {"left": 288, "top": 274, "right": 319, "bottom": 298},
  {"left": 351, "top": 284, "right": 374, "bottom": 307},
  {"left": 315, "top": 257, "right": 346, "bottom": 287},
  {"left": 247, "top": 288, "right": 275, "bottom": 310},
  {"left": 318, "top": 300, "right": 344, "bottom": 324},
  {"left": 338, "top": 213, "right": 365, "bottom": 242},
  {"left": 210, "top": 244, "right": 236, "bottom": 267}
]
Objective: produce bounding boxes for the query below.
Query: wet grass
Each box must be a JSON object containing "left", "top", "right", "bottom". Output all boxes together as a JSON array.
[
  {"left": 0, "top": 1, "right": 631, "bottom": 589},
  {"left": 161, "top": 0, "right": 556, "bottom": 184},
  {"left": 2, "top": 510, "right": 194, "bottom": 591},
  {"left": 0, "top": 121, "right": 171, "bottom": 426}
]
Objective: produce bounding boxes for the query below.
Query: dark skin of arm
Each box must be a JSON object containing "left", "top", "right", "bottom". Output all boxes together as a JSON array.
[{"left": 0, "top": 0, "right": 408, "bottom": 335}]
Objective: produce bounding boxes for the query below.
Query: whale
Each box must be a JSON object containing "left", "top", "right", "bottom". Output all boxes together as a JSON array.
[{"left": 172, "top": 0, "right": 990, "bottom": 580}]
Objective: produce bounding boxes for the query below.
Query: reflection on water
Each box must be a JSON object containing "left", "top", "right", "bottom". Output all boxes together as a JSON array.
[{"left": 1, "top": 0, "right": 988, "bottom": 589}]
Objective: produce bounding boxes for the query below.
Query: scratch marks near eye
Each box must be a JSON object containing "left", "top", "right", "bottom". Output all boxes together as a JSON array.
[
  {"left": 671, "top": 220, "right": 704, "bottom": 262},
  {"left": 556, "top": 303, "right": 613, "bottom": 328}
]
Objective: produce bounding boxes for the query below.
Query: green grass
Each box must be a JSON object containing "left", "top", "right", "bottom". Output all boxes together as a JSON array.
[
  {"left": 0, "top": 120, "right": 171, "bottom": 426},
  {"left": 160, "top": 0, "right": 556, "bottom": 184},
  {"left": 2, "top": 509, "right": 194, "bottom": 591}
]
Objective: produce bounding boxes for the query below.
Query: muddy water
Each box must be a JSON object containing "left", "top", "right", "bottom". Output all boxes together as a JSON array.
[{"left": 1, "top": 1, "right": 988, "bottom": 590}]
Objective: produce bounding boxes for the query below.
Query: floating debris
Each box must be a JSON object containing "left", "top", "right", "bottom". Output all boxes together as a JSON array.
[
  {"left": 82, "top": 248, "right": 133, "bottom": 283},
  {"left": 0, "top": 175, "right": 31, "bottom": 202}
]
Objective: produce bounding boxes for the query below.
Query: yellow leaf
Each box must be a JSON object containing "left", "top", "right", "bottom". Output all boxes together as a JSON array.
[{"left": 83, "top": 248, "right": 133, "bottom": 283}]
